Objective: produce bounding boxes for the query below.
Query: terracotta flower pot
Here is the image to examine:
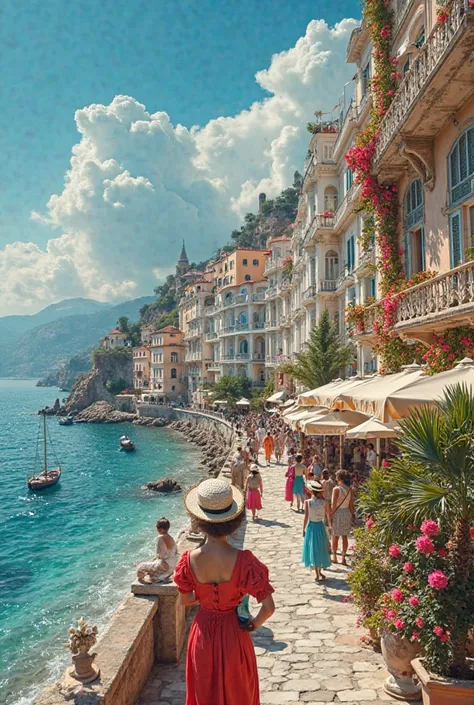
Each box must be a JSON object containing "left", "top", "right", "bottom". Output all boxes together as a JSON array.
[
  {"left": 380, "top": 630, "right": 422, "bottom": 701},
  {"left": 412, "top": 657, "right": 474, "bottom": 705}
]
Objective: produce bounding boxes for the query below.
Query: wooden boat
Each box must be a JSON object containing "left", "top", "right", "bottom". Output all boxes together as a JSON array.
[
  {"left": 28, "top": 413, "right": 62, "bottom": 490},
  {"left": 119, "top": 435, "right": 135, "bottom": 451},
  {"left": 58, "top": 416, "right": 73, "bottom": 426}
]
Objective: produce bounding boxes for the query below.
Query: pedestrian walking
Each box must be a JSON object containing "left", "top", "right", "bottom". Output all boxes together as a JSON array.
[
  {"left": 263, "top": 431, "right": 274, "bottom": 466},
  {"left": 331, "top": 470, "right": 354, "bottom": 565},
  {"left": 302, "top": 481, "right": 332, "bottom": 582},
  {"left": 292, "top": 453, "right": 306, "bottom": 511},
  {"left": 245, "top": 465, "right": 263, "bottom": 521},
  {"left": 231, "top": 447, "right": 247, "bottom": 490}
]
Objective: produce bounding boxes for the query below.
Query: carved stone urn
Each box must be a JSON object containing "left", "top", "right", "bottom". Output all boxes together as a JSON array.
[
  {"left": 65, "top": 617, "right": 100, "bottom": 684},
  {"left": 381, "top": 630, "right": 422, "bottom": 701}
]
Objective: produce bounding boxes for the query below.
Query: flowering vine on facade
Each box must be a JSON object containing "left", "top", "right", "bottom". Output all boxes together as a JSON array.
[{"left": 344, "top": 0, "right": 471, "bottom": 375}]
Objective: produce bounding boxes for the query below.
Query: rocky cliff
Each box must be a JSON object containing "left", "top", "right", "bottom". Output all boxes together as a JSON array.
[{"left": 62, "top": 349, "right": 133, "bottom": 413}]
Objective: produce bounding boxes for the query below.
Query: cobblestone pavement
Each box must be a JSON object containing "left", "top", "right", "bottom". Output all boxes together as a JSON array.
[{"left": 138, "top": 456, "right": 417, "bottom": 705}]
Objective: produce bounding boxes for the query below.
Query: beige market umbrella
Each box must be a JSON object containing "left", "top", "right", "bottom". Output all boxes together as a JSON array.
[
  {"left": 301, "top": 409, "right": 370, "bottom": 468},
  {"left": 386, "top": 357, "right": 474, "bottom": 419},
  {"left": 340, "top": 364, "right": 424, "bottom": 421},
  {"left": 236, "top": 398, "right": 250, "bottom": 406},
  {"left": 302, "top": 409, "right": 370, "bottom": 435},
  {"left": 345, "top": 416, "right": 397, "bottom": 439}
]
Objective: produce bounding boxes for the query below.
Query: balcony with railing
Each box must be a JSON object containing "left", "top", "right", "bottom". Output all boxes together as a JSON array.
[
  {"left": 333, "top": 184, "right": 360, "bottom": 232},
  {"left": 336, "top": 267, "right": 355, "bottom": 292},
  {"left": 204, "top": 304, "right": 218, "bottom": 315},
  {"left": 185, "top": 351, "right": 203, "bottom": 362},
  {"left": 302, "top": 284, "right": 317, "bottom": 303},
  {"left": 265, "top": 286, "right": 278, "bottom": 300},
  {"left": 358, "top": 260, "right": 474, "bottom": 340},
  {"left": 375, "top": 0, "right": 474, "bottom": 170},
  {"left": 206, "top": 361, "right": 221, "bottom": 371},
  {"left": 303, "top": 214, "right": 335, "bottom": 247},
  {"left": 221, "top": 353, "right": 250, "bottom": 362},
  {"left": 251, "top": 292, "right": 266, "bottom": 303},
  {"left": 252, "top": 352, "right": 266, "bottom": 362},
  {"left": 355, "top": 247, "right": 376, "bottom": 276},
  {"left": 318, "top": 279, "right": 337, "bottom": 293},
  {"left": 266, "top": 320, "right": 278, "bottom": 330},
  {"left": 205, "top": 330, "right": 218, "bottom": 341},
  {"left": 265, "top": 355, "right": 278, "bottom": 366},
  {"left": 264, "top": 258, "right": 282, "bottom": 276},
  {"left": 252, "top": 321, "right": 265, "bottom": 330}
]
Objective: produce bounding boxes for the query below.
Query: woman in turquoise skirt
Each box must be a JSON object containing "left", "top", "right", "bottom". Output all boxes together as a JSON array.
[{"left": 302, "top": 480, "right": 332, "bottom": 581}]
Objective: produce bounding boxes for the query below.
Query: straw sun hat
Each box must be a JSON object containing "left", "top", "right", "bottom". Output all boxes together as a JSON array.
[
  {"left": 184, "top": 478, "right": 245, "bottom": 523},
  {"left": 307, "top": 480, "right": 323, "bottom": 492}
]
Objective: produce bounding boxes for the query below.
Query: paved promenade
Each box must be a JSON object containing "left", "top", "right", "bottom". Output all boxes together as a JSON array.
[{"left": 139, "top": 457, "right": 415, "bottom": 705}]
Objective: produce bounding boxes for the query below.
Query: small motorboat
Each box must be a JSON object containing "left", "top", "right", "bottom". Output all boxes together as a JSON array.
[
  {"left": 120, "top": 435, "right": 135, "bottom": 451},
  {"left": 58, "top": 416, "right": 73, "bottom": 426},
  {"left": 28, "top": 413, "right": 62, "bottom": 491}
]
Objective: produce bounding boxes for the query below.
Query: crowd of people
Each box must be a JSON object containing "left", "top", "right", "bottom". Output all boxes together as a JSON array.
[{"left": 138, "top": 406, "right": 374, "bottom": 705}]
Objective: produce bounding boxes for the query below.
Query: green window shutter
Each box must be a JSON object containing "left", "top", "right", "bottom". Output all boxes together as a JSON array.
[{"left": 449, "top": 211, "right": 462, "bottom": 268}]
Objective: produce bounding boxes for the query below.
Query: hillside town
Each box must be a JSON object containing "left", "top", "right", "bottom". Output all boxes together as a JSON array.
[{"left": 96, "top": 0, "right": 474, "bottom": 408}]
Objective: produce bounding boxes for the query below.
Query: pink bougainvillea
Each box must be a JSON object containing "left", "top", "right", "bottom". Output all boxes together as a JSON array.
[
  {"left": 392, "top": 588, "right": 404, "bottom": 603},
  {"left": 389, "top": 544, "right": 401, "bottom": 558}
]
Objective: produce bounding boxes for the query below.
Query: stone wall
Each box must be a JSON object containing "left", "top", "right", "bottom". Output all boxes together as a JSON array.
[
  {"left": 137, "top": 405, "right": 234, "bottom": 443},
  {"left": 34, "top": 594, "right": 157, "bottom": 705}
]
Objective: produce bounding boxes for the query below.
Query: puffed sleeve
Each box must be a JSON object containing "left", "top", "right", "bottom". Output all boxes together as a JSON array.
[
  {"left": 173, "top": 552, "right": 194, "bottom": 593},
  {"left": 241, "top": 550, "right": 274, "bottom": 603}
]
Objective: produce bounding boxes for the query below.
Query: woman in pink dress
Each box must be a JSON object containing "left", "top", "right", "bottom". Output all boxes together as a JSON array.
[
  {"left": 174, "top": 478, "right": 275, "bottom": 705},
  {"left": 245, "top": 465, "right": 263, "bottom": 521},
  {"left": 285, "top": 464, "right": 295, "bottom": 506}
]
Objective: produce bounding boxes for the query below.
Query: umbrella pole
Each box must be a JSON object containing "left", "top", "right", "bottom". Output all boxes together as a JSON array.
[
  {"left": 339, "top": 434, "right": 343, "bottom": 471},
  {"left": 376, "top": 437, "right": 381, "bottom": 468}
]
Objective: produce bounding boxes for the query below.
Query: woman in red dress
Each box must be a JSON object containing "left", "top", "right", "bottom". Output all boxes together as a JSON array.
[{"left": 174, "top": 478, "right": 275, "bottom": 705}]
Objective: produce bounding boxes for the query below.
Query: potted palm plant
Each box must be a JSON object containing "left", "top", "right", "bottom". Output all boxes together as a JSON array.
[{"left": 386, "top": 384, "right": 474, "bottom": 704}]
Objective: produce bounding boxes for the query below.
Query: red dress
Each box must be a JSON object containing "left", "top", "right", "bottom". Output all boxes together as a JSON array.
[{"left": 174, "top": 549, "right": 274, "bottom": 705}]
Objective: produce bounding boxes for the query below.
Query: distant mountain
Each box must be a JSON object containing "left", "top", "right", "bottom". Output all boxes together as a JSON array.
[
  {"left": 0, "top": 298, "right": 111, "bottom": 343},
  {"left": 2, "top": 296, "right": 155, "bottom": 378}
]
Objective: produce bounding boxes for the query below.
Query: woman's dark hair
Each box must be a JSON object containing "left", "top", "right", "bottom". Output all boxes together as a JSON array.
[
  {"left": 156, "top": 517, "right": 170, "bottom": 531},
  {"left": 321, "top": 469, "right": 329, "bottom": 480},
  {"left": 336, "top": 470, "right": 350, "bottom": 485},
  {"left": 196, "top": 511, "right": 244, "bottom": 538},
  {"left": 296, "top": 453, "right": 303, "bottom": 462}
]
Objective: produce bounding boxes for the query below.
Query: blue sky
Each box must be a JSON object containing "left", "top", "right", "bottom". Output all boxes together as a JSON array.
[{"left": 1, "top": 0, "right": 361, "bottom": 250}]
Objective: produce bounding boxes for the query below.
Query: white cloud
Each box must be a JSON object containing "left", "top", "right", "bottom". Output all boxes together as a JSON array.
[{"left": 0, "top": 18, "right": 358, "bottom": 316}]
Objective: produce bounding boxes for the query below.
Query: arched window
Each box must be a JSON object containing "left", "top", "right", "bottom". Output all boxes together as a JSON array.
[
  {"left": 239, "top": 340, "right": 248, "bottom": 354},
  {"left": 324, "top": 186, "right": 338, "bottom": 213},
  {"left": 239, "top": 312, "right": 248, "bottom": 324},
  {"left": 252, "top": 259, "right": 259, "bottom": 266},
  {"left": 171, "top": 352, "right": 178, "bottom": 363},
  {"left": 243, "top": 258, "right": 248, "bottom": 265},
  {"left": 404, "top": 179, "right": 425, "bottom": 275},
  {"left": 325, "top": 250, "right": 339, "bottom": 280},
  {"left": 245, "top": 274, "right": 251, "bottom": 281},
  {"left": 171, "top": 368, "right": 177, "bottom": 379},
  {"left": 449, "top": 125, "right": 474, "bottom": 207},
  {"left": 240, "top": 287, "right": 247, "bottom": 295}
]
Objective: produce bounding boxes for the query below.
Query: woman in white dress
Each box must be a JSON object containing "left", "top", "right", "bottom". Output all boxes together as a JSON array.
[{"left": 137, "top": 517, "right": 178, "bottom": 582}]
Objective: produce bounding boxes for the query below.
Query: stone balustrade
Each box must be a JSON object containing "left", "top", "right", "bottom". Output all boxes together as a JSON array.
[
  {"left": 360, "top": 260, "right": 474, "bottom": 335},
  {"left": 375, "top": 0, "right": 472, "bottom": 163}
]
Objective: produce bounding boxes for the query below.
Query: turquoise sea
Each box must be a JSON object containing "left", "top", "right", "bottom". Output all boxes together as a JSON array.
[{"left": 0, "top": 380, "right": 202, "bottom": 705}]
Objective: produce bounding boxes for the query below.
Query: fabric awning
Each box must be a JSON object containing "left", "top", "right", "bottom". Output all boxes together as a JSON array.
[
  {"left": 339, "top": 365, "right": 424, "bottom": 421},
  {"left": 301, "top": 376, "right": 375, "bottom": 409},
  {"left": 346, "top": 416, "right": 397, "bottom": 439},
  {"left": 266, "top": 391, "right": 287, "bottom": 404},
  {"left": 284, "top": 406, "right": 327, "bottom": 423},
  {"left": 386, "top": 357, "right": 474, "bottom": 419},
  {"left": 301, "top": 409, "right": 370, "bottom": 435}
]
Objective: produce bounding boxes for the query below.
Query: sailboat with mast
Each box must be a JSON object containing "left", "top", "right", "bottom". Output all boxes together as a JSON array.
[{"left": 27, "top": 412, "right": 62, "bottom": 490}]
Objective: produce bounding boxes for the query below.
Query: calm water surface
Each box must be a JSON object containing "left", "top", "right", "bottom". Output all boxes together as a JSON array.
[{"left": 0, "top": 380, "right": 202, "bottom": 705}]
